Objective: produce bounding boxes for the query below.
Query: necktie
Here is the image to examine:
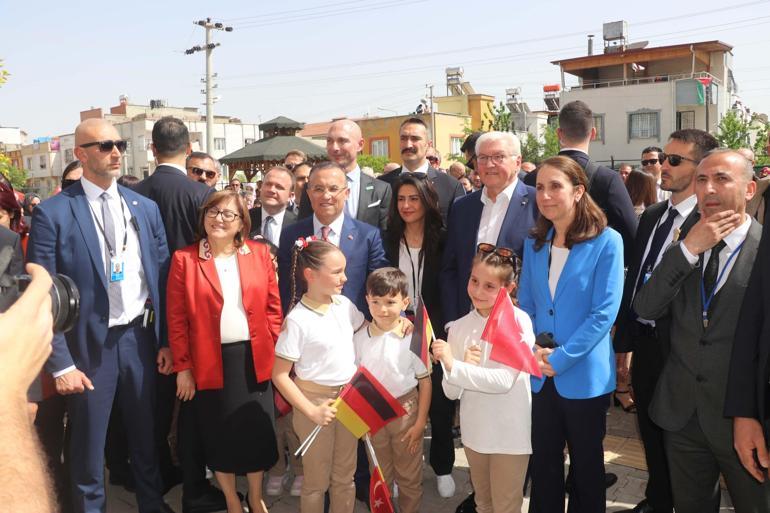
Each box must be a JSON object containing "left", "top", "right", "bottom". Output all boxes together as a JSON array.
[
  {"left": 100, "top": 192, "right": 123, "bottom": 318},
  {"left": 263, "top": 215, "right": 275, "bottom": 244},
  {"left": 321, "top": 225, "right": 331, "bottom": 242},
  {"left": 703, "top": 240, "right": 727, "bottom": 296},
  {"left": 345, "top": 176, "right": 356, "bottom": 218},
  {"left": 635, "top": 206, "right": 679, "bottom": 295}
]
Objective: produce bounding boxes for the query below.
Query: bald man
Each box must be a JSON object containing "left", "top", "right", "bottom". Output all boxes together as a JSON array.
[
  {"left": 28, "top": 118, "right": 175, "bottom": 513},
  {"left": 298, "top": 119, "right": 392, "bottom": 230}
]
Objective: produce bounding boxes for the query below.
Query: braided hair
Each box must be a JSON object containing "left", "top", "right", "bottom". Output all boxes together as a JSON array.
[{"left": 289, "top": 238, "right": 342, "bottom": 311}]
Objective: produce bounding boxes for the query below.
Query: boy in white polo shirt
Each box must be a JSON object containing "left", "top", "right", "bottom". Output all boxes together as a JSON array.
[{"left": 353, "top": 268, "right": 431, "bottom": 513}]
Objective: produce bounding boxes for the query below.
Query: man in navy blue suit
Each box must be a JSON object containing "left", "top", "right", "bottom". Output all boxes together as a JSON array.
[
  {"left": 278, "top": 161, "right": 389, "bottom": 314},
  {"left": 28, "top": 119, "right": 174, "bottom": 513}
]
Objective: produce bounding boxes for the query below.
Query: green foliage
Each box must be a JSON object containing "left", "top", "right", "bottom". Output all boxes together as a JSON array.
[
  {"left": 716, "top": 111, "right": 751, "bottom": 149},
  {"left": 484, "top": 101, "right": 512, "bottom": 132},
  {"left": 520, "top": 133, "right": 544, "bottom": 164},
  {"left": 753, "top": 120, "right": 769, "bottom": 166},
  {"left": 542, "top": 123, "right": 560, "bottom": 159},
  {"left": 357, "top": 154, "right": 390, "bottom": 174},
  {"left": 231, "top": 170, "right": 248, "bottom": 183},
  {"left": 0, "top": 153, "right": 27, "bottom": 189},
  {"left": 0, "top": 60, "right": 9, "bottom": 87}
]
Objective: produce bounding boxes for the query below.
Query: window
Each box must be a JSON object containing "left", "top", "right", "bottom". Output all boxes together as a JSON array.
[
  {"left": 39, "top": 155, "right": 47, "bottom": 169},
  {"left": 26, "top": 157, "right": 32, "bottom": 169},
  {"left": 214, "top": 138, "right": 226, "bottom": 151},
  {"left": 592, "top": 114, "right": 605, "bottom": 143},
  {"left": 677, "top": 111, "right": 695, "bottom": 130},
  {"left": 64, "top": 149, "right": 74, "bottom": 163},
  {"left": 628, "top": 110, "right": 660, "bottom": 140},
  {"left": 370, "top": 138, "right": 389, "bottom": 157},
  {"left": 450, "top": 136, "right": 464, "bottom": 156}
]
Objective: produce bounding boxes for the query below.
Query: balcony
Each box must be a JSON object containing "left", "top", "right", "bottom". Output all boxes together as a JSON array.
[{"left": 569, "top": 71, "right": 721, "bottom": 91}]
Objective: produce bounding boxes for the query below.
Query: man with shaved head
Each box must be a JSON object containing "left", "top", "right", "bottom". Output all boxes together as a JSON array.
[
  {"left": 28, "top": 118, "right": 175, "bottom": 513},
  {"left": 298, "top": 119, "right": 391, "bottom": 230}
]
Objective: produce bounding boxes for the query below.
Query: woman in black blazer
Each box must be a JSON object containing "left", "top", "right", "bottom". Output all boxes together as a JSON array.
[{"left": 383, "top": 173, "right": 456, "bottom": 496}]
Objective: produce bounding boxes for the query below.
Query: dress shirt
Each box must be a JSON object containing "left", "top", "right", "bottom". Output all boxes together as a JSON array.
[
  {"left": 680, "top": 213, "right": 752, "bottom": 294},
  {"left": 312, "top": 212, "right": 345, "bottom": 247},
  {"left": 261, "top": 207, "right": 286, "bottom": 247},
  {"left": 402, "top": 160, "right": 431, "bottom": 175},
  {"left": 159, "top": 162, "right": 187, "bottom": 176},
  {"left": 214, "top": 253, "right": 251, "bottom": 344},
  {"left": 476, "top": 179, "right": 518, "bottom": 246},
  {"left": 656, "top": 180, "right": 672, "bottom": 202},
  {"left": 345, "top": 166, "right": 361, "bottom": 219}
]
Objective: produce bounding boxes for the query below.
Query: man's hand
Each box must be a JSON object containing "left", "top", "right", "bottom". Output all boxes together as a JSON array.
[
  {"left": 683, "top": 211, "right": 743, "bottom": 255},
  {"left": 0, "top": 263, "right": 53, "bottom": 398},
  {"left": 734, "top": 417, "right": 769, "bottom": 482},
  {"left": 176, "top": 369, "right": 196, "bottom": 401},
  {"left": 156, "top": 348, "right": 173, "bottom": 375},
  {"left": 55, "top": 369, "right": 94, "bottom": 395},
  {"left": 616, "top": 352, "right": 631, "bottom": 381}
]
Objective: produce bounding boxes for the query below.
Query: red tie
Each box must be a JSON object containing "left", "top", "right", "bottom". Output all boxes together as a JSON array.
[{"left": 321, "top": 226, "right": 330, "bottom": 242}]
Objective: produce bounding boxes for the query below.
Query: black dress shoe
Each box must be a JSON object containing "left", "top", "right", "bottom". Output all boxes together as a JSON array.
[
  {"left": 617, "top": 499, "right": 665, "bottom": 513},
  {"left": 182, "top": 485, "right": 228, "bottom": 513},
  {"left": 455, "top": 493, "right": 477, "bottom": 513},
  {"left": 605, "top": 472, "right": 618, "bottom": 489}
]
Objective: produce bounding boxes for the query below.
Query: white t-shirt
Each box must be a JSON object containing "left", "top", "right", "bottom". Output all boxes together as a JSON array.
[
  {"left": 214, "top": 253, "right": 251, "bottom": 344},
  {"left": 275, "top": 294, "right": 365, "bottom": 386},
  {"left": 442, "top": 308, "right": 534, "bottom": 455},
  {"left": 354, "top": 318, "right": 430, "bottom": 398}
]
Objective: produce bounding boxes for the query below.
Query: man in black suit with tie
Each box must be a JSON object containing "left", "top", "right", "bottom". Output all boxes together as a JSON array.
[
  {"left": 614, "top": 129, "right": 718, "bottom": 513},
  {"left": 133, "top": 117, "right": 223, "bottom": 513},
  {"left": 248, "top": 165, "right": 297, "bottom": 245},
  {"left": 525, "top": 100, "right": 638, "bottom": 263},
  {"left": 378, "top": 117, "right": 465, "bottom": 225},
  {"left": 299, "top": 119, "right": 391, "bottom": 230}
]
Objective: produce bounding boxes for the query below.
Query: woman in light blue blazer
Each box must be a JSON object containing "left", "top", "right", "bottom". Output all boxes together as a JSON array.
[{"left": 518, "top": 156, "right": 624, "bottom": 513}]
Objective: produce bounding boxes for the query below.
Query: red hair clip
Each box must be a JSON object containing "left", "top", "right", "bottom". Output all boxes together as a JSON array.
[{"left": 294, "top": 236, "right": 319, "bottom": 250}]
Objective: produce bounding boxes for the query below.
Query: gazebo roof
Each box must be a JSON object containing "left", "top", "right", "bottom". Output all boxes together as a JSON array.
[
  {"left": 219, "top": 135, "right": 326, "bottom": 164},
  {"left": 258, "top": 116, "right": 304, "bottom": 131}
]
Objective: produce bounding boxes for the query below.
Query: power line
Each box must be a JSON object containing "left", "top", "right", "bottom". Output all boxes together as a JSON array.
[{"left": 222, "top": 0, "right": 374, "bottom": 22}]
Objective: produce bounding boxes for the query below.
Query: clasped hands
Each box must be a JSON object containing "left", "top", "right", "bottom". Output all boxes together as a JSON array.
[
  {"left": 431, "top": 339, "right": 481, "bottom": 372},
  {"left": 535, "top": 347, "right": 556, "bottom": 377}
]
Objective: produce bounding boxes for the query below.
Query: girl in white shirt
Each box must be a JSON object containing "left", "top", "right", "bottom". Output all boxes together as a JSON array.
[
  {"left": 272, "top": 239, "right": 365, "bottom": 513},
  {"left": 432, "top": 245, "right": 535, "bottom": 513}
]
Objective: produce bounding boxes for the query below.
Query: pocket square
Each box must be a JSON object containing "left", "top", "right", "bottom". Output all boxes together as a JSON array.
[{"left": 367, "top": 200, "right": 381, "bottom": 208}]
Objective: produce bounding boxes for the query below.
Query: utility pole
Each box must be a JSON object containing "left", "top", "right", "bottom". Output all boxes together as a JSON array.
[
  {"left": 426, "top": 84, "right": 436, "bottom": 146},
  {"left": 185, "top": 18, "right": 233, "bottom": 154}
]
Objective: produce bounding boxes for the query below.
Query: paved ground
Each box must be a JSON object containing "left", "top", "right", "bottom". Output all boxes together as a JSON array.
[{"left": 106, "top": 401, "right": 736, "bottom": 512}]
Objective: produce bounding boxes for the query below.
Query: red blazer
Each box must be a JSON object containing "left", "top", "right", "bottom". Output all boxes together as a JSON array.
[{"left": 167, "top": 239, "right": 282, "bottom": 390}]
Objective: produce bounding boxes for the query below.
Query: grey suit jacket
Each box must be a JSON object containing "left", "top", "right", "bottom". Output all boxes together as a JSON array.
[{"left": 634, "top": 220, "right": 762, "bottom": 440}]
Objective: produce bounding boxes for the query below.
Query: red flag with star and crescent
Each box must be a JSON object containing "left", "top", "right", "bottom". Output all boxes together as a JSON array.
[{"left": 370, "top": 465, "right": 395, "bottom": 513}]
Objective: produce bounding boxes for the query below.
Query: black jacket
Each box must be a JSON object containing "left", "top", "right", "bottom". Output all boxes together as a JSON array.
[
  {"left": 248, "top": 206, "right": 298, "bottom": 240},
  {"left": 378, "top": 166, "right": 465, "bottom": 226}
]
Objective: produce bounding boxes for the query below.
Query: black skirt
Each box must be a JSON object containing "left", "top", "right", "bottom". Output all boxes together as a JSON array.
[{"left": 194, "top": 340, "right": 278, "bottom": 474}]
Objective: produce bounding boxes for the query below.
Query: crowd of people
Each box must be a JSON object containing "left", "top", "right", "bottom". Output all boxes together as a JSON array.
[{"left": 2, "top": 98, "right": 770, "bottom": 513}]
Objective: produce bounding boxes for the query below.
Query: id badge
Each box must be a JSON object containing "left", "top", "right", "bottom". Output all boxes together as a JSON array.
[
  {"left": 110, "top": 257, "right": 125, "bottom": 282},
  {"left": 643, "top": 271, "right": 652, "bottom": 284}
]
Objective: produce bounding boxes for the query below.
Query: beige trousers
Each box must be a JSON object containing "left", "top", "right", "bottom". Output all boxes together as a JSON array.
[
  {"left": 271, "top": 411, "right": 303, "bottom": 476},
  {"left": 464, "top": 447, "right": 529, "bottom": 513}
]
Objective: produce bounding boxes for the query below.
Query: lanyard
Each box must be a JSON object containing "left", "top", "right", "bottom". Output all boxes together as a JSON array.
[
  {"left": 88, "top": 193, "right": 128, "bottom": 257},
  {"left": 401, "top": 235, "right": 423, "bottom": 307},
  {"left": 699, "top": 240, "right": 744, "bottom": 328}
]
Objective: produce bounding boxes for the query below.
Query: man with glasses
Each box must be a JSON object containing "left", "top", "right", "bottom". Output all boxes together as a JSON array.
[
  {"left": 28, "top": 118, "right": 175, "bottom": 513},
  {"left": 378, "top": 117, "right": 464, "bottom": 225},
  {"left": 426, "top": 147, "right": 443, "bottom": 171},
  {"left": 185, "top": 151, "right": 220, "bottom": 188},
  {"left": 614, "top": 128, "right": 718, "bottom": 513},
  {"left": 248, "top": 166, "right": 297, "bottom": 245},
  {"left": 283, "top": 149, "right": 306, "bottom": 171},
  {"left": 641, "top": 146, "right": 671, "bottom": 202}
]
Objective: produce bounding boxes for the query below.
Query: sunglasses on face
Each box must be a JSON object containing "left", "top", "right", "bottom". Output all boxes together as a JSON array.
[
  {"left": 427, "top": 156, "right": 439, "bottom": 163},
  {"left": 640, "top": 159, "right": 659, "bottom": 166},
  {"left": 79, "top": 140, "right": 128, "bottom": 153},
  {"left": 659, "top": 153, "right": 699, "bottom": 167},
  {"left": 189, "top": 167, "right": 217, "bottom": 180}
]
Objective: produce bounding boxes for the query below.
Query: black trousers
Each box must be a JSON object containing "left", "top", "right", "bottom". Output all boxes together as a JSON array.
[
  {"left": 530, "top": 378, "right": 610, "bottom": 513},
  {"left": 428, "top": 362, "right": 456, "bottom": 476},
  {"left": 630, "top": 324, "right": 673, "bottom": 513}
]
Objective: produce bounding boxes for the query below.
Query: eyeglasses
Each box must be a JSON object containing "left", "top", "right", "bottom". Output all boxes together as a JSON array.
[
  {"left": 640, "top": 159, "right": 659, "bottom": 166},
  {"left": 308, "top": 185, "right": 348, "bottom": 196},
  {"left": 189, "top": 167, "right": 217, "bottom": 180},
  {"left": 79, "top": 140, "right": 128, "bottom": 153},
  {"left": 427, "top": 156, "right": 439, "bottom": 163},
  {"left": 659, "top": 153, "right": 699, "bottom": 167},
  {"left": 205, "top": 208, "right": 241, "bottom": 222},
  {"left": 477, "top": 243, "right": 515, "bottom": 262},
  {"left": 476, "top": 154, "right": 509, "bottom": 165}
]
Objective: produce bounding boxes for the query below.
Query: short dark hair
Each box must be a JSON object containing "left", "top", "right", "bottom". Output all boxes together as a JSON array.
[
  {"left": 460, "top": 131, "right": 484, "bottom": 155},
  {"left": 285, "top": 149, "right": 307, "bottom": 162},
  {"left": 668, "top": 129, "right": 719, "bottom": 161},
  {"left": 308, "top": 160, "right": 344, "bottom": 178},
  {"left": 62, "top": 160, "right": 82, "bottom": 179},
  {"left": 117, "top": 175, "right": 140, "bottom": 189},
  {"left": 558, "top": 100, "right": 594, "bottom": 142},
  {"left": 198, "top": 190, "right": 251, "bottom": 247},
  {"left": 366, "top": 267, "right": 409, "bottom": 299},
  {"left": 152, "top": 117, "right": 190, "bottom": 157},
  {"left": 641, "top": 146, "right": 663, "bottom": 155},
  {"left": 399, "top": 117, "right": 428, "bottom": 130}
]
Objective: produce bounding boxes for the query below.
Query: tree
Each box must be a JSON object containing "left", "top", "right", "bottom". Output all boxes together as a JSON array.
[
  {"left": 0, "top": 153, "right": 27, "bottom": 190},
  {"left": 484, "top": 101, "right": 512, "bottom": 132},
  {"left": 751, "top": 119, "right": 769, "bottom": 166},
  {"left": 0, "top": 60, "right": 9, "bottom": 88},
  {"left": 542, "top": 123, "right": 560, "bottom": 159},
  {"left": 520, "top": 133, "right": 543, "bottom": 164},
  {"left": 715, "top": 110, "right": 751, "bottom": 149},
  {"left": 357, "top": 154, "right": 389, "bottom": 174}
]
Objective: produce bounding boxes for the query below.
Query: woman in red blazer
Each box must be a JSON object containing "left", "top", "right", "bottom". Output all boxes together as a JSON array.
[{"left": 167, "top": 189, "right": 282, "bottom": 513}]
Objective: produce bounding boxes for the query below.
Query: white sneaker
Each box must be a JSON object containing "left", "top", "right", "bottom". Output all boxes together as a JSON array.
[
  {"left": 265, "top": 474, "right": 287, "bottom": 496},
  {"left": 392, "top": 482, "right": 399, "bottom": 498},
  {"left": 436, "top": 474, "right": 455, "bottom": 498},
  {"left": 290, "top": 475, "right": 304, "bottom": 497}
]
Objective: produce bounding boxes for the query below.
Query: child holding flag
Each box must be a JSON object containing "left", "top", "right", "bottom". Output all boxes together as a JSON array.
[
  {"left": 432, "top": 245, "right": 535, "bottom": 513},
  {"left": 353, "top": 268, "right": 431, "bottom": 513}
]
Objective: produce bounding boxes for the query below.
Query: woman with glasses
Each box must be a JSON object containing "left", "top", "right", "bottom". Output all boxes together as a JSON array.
[
  {"left": 518, "top": 156, "right": 624, "bottom": 513},
  {"left": 167, "top": 190, "right": 282, "bottom": 513}
]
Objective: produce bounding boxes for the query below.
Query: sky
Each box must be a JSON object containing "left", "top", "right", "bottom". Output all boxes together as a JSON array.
[{"left": 1, "top": 0, "right": 769, "bottom": 139}]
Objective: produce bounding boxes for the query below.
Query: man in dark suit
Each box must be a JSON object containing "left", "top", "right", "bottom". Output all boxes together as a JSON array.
[
  {"left": 378, "top": 117, "right": 465, "bottom": 225},
  {"left": 134, "top": 117, "right": 223, "bottom": 513},
  {"left": 248, "top": 166, "right": 297, "bottom": 244},
  {"left": 525, "top": 100, "right": 638, "bottom": 263},
  {"left": 299, "top": 119, "right": 391, "bottom": 230},
  {"left": 27, "top": 118, "right": 174, "bottom": 513},
  {"left": 635, "top": 150, "right": 770, "bottom": 512},
  {"left": 614, "top": 129, "right": 718, "bottom": 513}
]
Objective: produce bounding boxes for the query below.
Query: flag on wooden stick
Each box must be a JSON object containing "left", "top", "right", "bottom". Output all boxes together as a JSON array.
[
  {"left": 409, "top": 298, "right": 435, "bottom": 370},
  {"left": 334, "top": 367, "right": 406, "bottom": 438}
]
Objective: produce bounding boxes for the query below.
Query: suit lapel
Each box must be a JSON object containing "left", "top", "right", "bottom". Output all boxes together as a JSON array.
[
  {"left": 357, "top": 175, "right": 375, "bottom": 219},
  {"left": 197, "top": 240, "right": 223, "bottom": 299},
  {"left": 69, "top": 186, "right": 108, "bottom": 290},
  {"left": 122, "top": 188, "right": 154, "bottom": 283},
  {"left": 339, "top": 215, "right": 357, "bottom": 254},
  {"left": 709, "top": 220, "right": 761, "bottom": 319},
  {"left": 496, "top": 181, "right": 531, "bottom": 248}
]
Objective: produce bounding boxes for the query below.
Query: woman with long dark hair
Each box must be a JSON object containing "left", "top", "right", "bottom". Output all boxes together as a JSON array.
[{"left": 625, "top": 169, "right": 657, "bottom": 217}]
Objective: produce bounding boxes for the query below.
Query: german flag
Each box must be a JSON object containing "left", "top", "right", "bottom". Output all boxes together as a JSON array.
[
  {"left": 334, "top": 367, "right": 406, "bottom": 438},
  {"left": 409, "top": 298, "right": 435, "bottom": 370}
]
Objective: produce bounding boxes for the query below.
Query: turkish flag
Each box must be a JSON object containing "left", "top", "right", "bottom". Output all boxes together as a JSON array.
[
  {"left": 481, "top": 288, "right": 542, "bottom": 378},
  {"left": 370, "top": 466, "right": 395, "bottom": 513}
]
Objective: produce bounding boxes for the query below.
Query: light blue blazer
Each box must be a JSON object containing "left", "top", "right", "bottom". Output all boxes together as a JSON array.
[{"left": 518, "top": 227, "right": 624, "bottom": 399}]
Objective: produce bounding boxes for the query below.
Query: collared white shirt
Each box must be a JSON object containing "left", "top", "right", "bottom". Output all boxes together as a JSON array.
[
  {"left": 656, "top": 180, "right": 672, "bottom": 202},
  {"left": 261, "top": 207, "right": 286, "bottom": 247},
  {"left": 476, "top": 179, "right": 518, "bottom": 246},
  {"left": 159, "top": 162, "right": 187, "bottom": 176},
  {"left": 681, "top": 213, "right": 752, "bottom": 294},
  {"left": 313, "top": 212, "right": 345, "bottom": 247},
  {"left": 345, "top": 166, "right": 361, "bottom": 219},
  {"left": 634, "top": 194, "right": 697, "bottom": 325},
  {"left": 402, "top": 160, "right": 431, "bottom": 175}
]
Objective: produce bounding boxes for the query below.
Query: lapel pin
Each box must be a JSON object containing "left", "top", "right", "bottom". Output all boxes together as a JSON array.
[
  {"left": 132, "top": 200, "right": 138, "bottom": 206},
  {"left": 521, "top": 199, "right": 528, "bottom": 206},
  {"left": 347, "top": 234, "right": 354, "bottom": 240}
]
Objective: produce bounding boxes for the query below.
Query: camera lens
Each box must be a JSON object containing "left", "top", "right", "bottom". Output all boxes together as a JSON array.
[{"left": 50, "top": 274, "right": 80, "bottom": 333}]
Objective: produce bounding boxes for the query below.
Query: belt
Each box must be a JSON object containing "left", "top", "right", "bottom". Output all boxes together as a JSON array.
[{"left": 109, "top": 314, "right": 144, "bottom": 331}]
